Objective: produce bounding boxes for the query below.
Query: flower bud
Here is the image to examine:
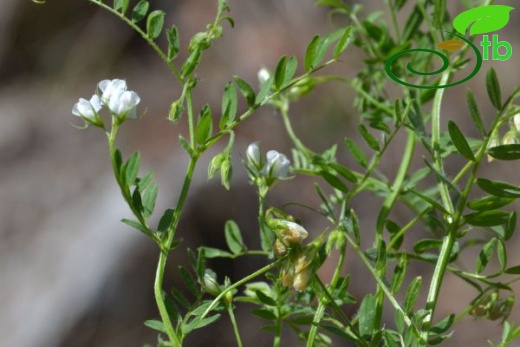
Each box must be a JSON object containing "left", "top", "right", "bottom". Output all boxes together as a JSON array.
[
  {"left": 246, "top": 142, "right": 262, "bottom": 170},
  {"left": 513, "top": 113, "right": 520, "bottom": 133},
  {"left": 280, "top": 220, "right": 308, "bottom": 244},
  {"left": 203, "top": 271, "right": 221, "bottom": 296},
  {"left": 265, "top": 150, "right": 290, "bottom": 179},
  {"left": 257, "top": 68, "right": 271, "bottom": 84},
  {"left": 108, "top": 90, "right": 141, "bottom": 119}
]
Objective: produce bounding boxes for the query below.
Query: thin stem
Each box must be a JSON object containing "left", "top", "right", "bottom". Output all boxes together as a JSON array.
[
  {"left": 342, "top": 232, "right": 413, "bottom": 327},
  {"left": 87, "top": 0, "right": 182, "bottom": 82},
  {"left": 200, "top": 260, "right": 283, "bottom": 320},
  {"left": 155, "top": 251, "right": 182, "bottom": 346},
  {"left": 227, "top": 304, "right": 244, "bottom": 347}
]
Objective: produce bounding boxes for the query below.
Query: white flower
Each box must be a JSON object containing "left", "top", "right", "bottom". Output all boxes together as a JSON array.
[
  {"left": 513, "top": 113, "right": 520, "bottom": 133},
  {"left": 265, "top": 150, "right": 290, "bottom": 178},
  {"left": 98, "top": 79, "right": 127, "bottom": 103},
  {"left": 257, "top": 68, "right": 271, "bottom": 84},
  {"left": 246, "top": 142, "right": 262, "bottom": 169},
  {"left": 107, "top": 90, "right": 140, "bottom": 118},
  {"left": 72, "top": 94, "right": 102, "bottom": 120}
]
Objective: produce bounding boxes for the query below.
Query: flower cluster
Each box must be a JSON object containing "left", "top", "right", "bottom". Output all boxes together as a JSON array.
[
  {"left": 72, "top": 79, "right": 141, "bottom": 127},
  {"left": 267, "top": 216, "right": 321, "bottom": 292},
  {"left": 246, "top": 142, "right": 291, "bottom": 186}
]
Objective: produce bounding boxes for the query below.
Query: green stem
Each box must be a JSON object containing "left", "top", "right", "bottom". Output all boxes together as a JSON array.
[
  {"left": 227, "top": 304, "right": 244, "bottom": 347},
  {"left": 343, "top": 232, "right": 413, "bottom": 327},
  {"left": 107, "top": 122, "right": 159, "bottom": 243},
  {"left": 87, "top": 0, "right": 182, "bottom": 82},
  {"left": 306, "top": 241, "right": 347, "bottom": 347},
  {"left": 155, "top": 250, "right": 182, "bottom": 346},
  {"left": 200, "top": 260, "right": 283, "bottom": 320}
]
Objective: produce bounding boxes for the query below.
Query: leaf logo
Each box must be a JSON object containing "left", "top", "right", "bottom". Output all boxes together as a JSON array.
[{"left": 453, "top": 5, "right": 515, "bottom": 36}]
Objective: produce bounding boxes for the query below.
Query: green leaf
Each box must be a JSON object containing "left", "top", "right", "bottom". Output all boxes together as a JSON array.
[
  {"left": 486, "top": 68, "right": 502, "bottom": 110},
  {"left": 465, "top": 210, "right": 510, "bottom": 227},
  {"left": 255, "top": 290, "right": 277, "bottom": 307},
  {"left": 391, "top": 253, "right": 408, "bottom": 292},
  {"left": 465, "top": 89, "right": 486, "bottom": 136},
  {"left": 220, "top": 159, "right": 232, "bottom": 190},
  {"left": 333, "top": 26, "right": 352, "bottom": 59},
  {"left": 182, "top": 314, "right": 221, "bottom": 334},
  {"left": 199, "top": 246, "right": 233, "bottom": 258},
  {"left": 157, "top": 208, "right": 175, "bottom": 232},
  {"left": 113, "top": 0, "right": 130, "bottom": 14},
  {"left": 208, "top": 152, "right": 226, "bottom": 179},
  {"left": 404, "top": 277, "right": 422, "bottom": 313},
  {"left": 320, "top": 170, "right": 348, "bottom": 192},
  {"left": 468, "top": 195, "right": 515, "bottom": 211},
  {"left": 179, "top": 135, "right": 195, "bottom": 157},
  {"left": 137, "top": 172, "right": 153, "bottom": 191},
  {"left": 305, "top": 35, "right": 321, "bottom": 72},
  {"left": 453, "top": 5, "right": 514, "bottom": 35},
  {"left": 328, "top": 162, "right": 357, "bottom": 183},
  {"left": 125, "top": 152, "right": 141, "bottom": 187},
  {"left": 487, "top": 144, "right": 520, "bottom": 160},
  {"left": 146, "top": 10, "right": 165, "bottom": 40},
  {"left": 413, "top": 239, "right": 443, "bottom": 254},
  {"left": 113, "top": 149, "right": 123, "bottom": 174},
  {"left": 253, "top": 308, "right": 277, "bottom": 320},
  {"left": 448, "top": 120, "right": 475, "bottom": 161},
  {"left": 505, "top": 212, "right": 516, "bottom": 241},
  {"left": 358, "top": 294, "right": 376, "bottom": 338},
  {"left": 171, "top": 287, "right": 191, "bottom": 309},
  {"left": 179, "top": 266, "right": 199, "bottom": 297},
  {"left": 255, "top": 75, "right": 273, "bottom": 105},
  {"left": 476, "top": 178, "right": 520, "bottom": 198},
  {"left": 505, "top": 265, "right": 520, "bottom": 275},
  {"left": 182, "top": 49, "right": 202, "bottom": 77},
  {"left": 132, "top": 0, "right": 149, "bottom": 22},
  {"left": 121, "top": 218, "right": 149, "bottom": 236},
  {"left": 358, "top": 124, "right": 380, "bottom": 152},
  {"left": 196, "top": 105, "right": 213, "bottom": 145},
  {"left": 274, "top": 56, "right": 287, "bottom": 90},
  {"left": 144, "top": 319, "right": 166, "bottom": 333},
  {"left": 497, "top": 238, "right": 507, "bottom": 272},
  {"left": 431, "top": 314, "right": 455, "bottom": 334},
  {"left": 142, "top": 182, "right": 158, "bottom": 217},
  {"left": 220, "top": 83, "right": 237, "bottom": 129},
  {"left": 344, "top": 137, "right": 368, "bottom": 168},
  {"left": 166, "top": 25, "right": 180, "bottom": 60},
  {"left": 476, "top": 238, "right": 497, "bottom": 274},
  {"left": 233, "top": 76, "right": 256, "bottom": 107},
  {"left": 224, "top": 220, "right": 245, "bottom": 254},
  {"left": 406, "top": 189, "right": 451, "bottom": 215},
  {"left": 283, "top": 56, "right": 298, "bottom": 88}
]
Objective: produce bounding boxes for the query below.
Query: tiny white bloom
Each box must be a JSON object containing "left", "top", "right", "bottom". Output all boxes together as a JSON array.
[
  {"left": 257, "top": 68, "right": 271, "bottom": 84},
  {"left": 265, "top": 150, "right": 290, "bottom": 178},
  {"left": 513, "top": 113, "right": 520, "bottom": 133},
  {"left": 108, "top": 90, "right": 141, "bottom": 118},
  {"left": 98, "top": 79, "right": 127, "bottom": 103},
  {"left": 72, "top": 94, "right": 102, "bottom": 120},
  {"left": 246, "top": 142, "right": 262, "bottom": 169}
]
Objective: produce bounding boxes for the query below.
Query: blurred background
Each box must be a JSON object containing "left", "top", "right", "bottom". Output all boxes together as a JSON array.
[{"left": 0, "top": 0, "right": 518, "bottom": 346}]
